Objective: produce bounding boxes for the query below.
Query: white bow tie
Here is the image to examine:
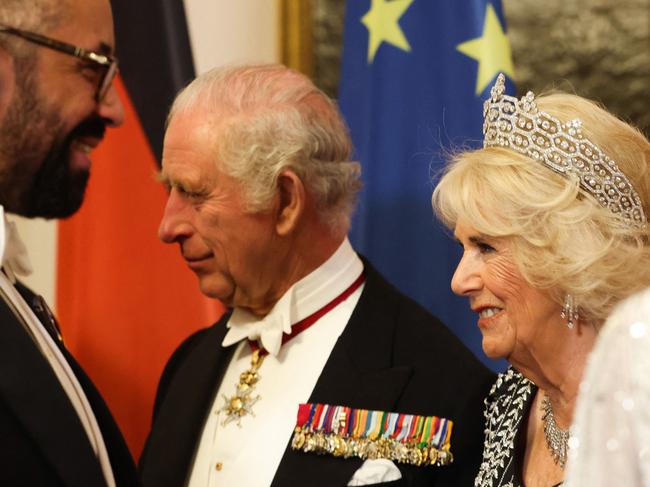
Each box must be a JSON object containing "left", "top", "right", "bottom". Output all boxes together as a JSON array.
[
  {"left": 222, "top": 289, "right": 295, "bottom": 357},
  {"left": 0, "top": 208, "right": 33, "bottom": 283}
]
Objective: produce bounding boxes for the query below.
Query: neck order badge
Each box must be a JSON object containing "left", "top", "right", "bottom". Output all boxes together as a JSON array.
[{"left": 219, "top": 273, "right": 366, "bottom": 426}]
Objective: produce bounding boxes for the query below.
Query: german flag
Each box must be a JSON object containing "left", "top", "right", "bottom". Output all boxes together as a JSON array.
[{"left": 56, "top": 1, "right": 223, "bottom": 459}]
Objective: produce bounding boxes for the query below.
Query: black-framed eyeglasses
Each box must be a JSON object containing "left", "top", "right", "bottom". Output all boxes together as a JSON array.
[{"left": 0, "top": 23, "right": 118, "bottom": 102}]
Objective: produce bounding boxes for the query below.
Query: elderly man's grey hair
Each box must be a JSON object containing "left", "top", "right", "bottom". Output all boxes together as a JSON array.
[{"left": 169, "top": 64, "right": 362, "bottom": 234}]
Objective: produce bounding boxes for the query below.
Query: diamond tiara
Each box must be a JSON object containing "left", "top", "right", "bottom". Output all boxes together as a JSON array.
[{"left": 483, "top": 73, "right": 646, "bottom": 228}]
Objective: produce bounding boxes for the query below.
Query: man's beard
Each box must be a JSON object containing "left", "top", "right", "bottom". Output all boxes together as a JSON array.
[
  {"left": 24, "top": 117, "right": 106, "bottom": 218},
  {"left": 0, "top": 69, "right": 106, "bottom": 218}
]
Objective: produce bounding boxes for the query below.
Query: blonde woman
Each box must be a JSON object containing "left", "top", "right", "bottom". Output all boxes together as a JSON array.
[{"left": 432, "top": 74, "right": 650, "bottom": 487}]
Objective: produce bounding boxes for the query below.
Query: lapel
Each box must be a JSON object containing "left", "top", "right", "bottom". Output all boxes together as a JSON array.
[
  {"left": 272, "top": 261, "right": 413, "bottom": 487},
  {"left": 141, "top": 315, "right": 235, "bottom": 487},
  {"left": 62, "top": 348, "right": 138, "bottom": 486},
  {"left": 0, "top": 296, "right": 107, "bottom": 487},
  {"left": 11, "top": 281, "right": 137, "bottom": 485}
]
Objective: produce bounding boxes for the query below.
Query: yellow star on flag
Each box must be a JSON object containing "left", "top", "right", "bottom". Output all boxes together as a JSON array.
[
  {"left": 361, "top": 0, "right": 415, "bottom": 63},
  {"left": 456, "top": 4, "right": 515, "bottom": 95}
]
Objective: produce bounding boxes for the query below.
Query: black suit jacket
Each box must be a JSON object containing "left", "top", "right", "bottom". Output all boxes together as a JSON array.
[
  {"left": 0, "top": 283, "right": 139, "bottom": 487},
  {"left": 140, "top": 261, "right": 493, "bottom": 486}
]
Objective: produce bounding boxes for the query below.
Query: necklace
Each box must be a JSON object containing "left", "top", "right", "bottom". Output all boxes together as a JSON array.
[
  {"left": 219, "top": 272, "right": 366, "bottom": 426},
  {"left": 540, "top": 393, "right": 569, "bottom": 468}
]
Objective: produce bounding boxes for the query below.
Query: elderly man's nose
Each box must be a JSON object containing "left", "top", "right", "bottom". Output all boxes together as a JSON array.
[{"left": 159, "top": 189, "right": 193, "bottom": 243}]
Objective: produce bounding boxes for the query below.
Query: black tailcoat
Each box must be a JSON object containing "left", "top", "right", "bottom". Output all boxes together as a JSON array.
[
  {"left": 0, "top": 283, "right": 139, "bottom": 487},
  {"left": 140, "top": 261, "right": 493, "bottom": 486}
]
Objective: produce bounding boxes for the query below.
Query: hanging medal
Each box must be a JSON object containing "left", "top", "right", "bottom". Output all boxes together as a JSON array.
[
  {"left": 219, "top": 349, "right": 265, "bottom": 426},
  {"left": 219, "top": 272, "right": 365, "bottom": 427}
]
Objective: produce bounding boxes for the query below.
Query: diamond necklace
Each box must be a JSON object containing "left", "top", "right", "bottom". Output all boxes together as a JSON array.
[{"left": 540, "top": 393, "right": 569, "bottom": 468}]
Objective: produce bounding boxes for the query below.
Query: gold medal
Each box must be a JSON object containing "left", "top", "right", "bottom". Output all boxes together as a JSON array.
[{"left": 220, "top": 349, "right": 265, "bottom": 426}]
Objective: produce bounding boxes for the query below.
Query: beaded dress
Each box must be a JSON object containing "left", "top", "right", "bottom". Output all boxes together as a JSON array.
[{"left": 474, "top": 368, "right": 564, "bottom": 487}]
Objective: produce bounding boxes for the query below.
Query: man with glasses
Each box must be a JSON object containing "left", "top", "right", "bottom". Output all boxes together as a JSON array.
[{"left": 0, "top": 0, "right": 138, "bottom": 486}]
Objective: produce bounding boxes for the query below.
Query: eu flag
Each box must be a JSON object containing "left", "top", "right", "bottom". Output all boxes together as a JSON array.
[{"left": 339, "top": 0, "right": 515, "bottom": 368}]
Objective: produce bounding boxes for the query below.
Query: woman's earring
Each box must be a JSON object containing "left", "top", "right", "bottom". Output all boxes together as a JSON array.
[{"left": 560, "top": 294, "right": 579, "bottom": 329}]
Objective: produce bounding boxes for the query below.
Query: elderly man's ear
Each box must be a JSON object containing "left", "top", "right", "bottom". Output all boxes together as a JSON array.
[
  {"left": 275, "top": 169, "right": 306, "bottom": 236},
  {"left": 0, "top": 48, "right": 16, "bottom": 122}
]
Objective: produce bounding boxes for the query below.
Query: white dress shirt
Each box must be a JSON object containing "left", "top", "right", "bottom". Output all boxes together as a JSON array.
[
  {"left": 0, "top": 206, "right": 116, "bottom": 487},
  {"left": 188, "top": 238, "right": 364, "bottom": 487}
]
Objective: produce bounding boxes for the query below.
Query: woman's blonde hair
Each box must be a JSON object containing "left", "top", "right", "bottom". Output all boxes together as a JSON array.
[{"left": 432, "top": 92, "right": 650, "bottom": 326}]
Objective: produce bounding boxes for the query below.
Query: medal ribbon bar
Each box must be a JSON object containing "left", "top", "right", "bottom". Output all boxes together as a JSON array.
[{"left": 291, "top": 402, "right": 454, "bottom": 467}]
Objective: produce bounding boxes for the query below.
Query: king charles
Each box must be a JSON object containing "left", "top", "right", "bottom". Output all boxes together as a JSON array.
[{"left": 139, "top": 64, "right": 493, "bottom": 487}]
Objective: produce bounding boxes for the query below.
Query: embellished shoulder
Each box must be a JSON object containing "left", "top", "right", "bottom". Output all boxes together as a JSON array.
[{"left": 475, "top": 368, "right": 535, "bottom": 487}]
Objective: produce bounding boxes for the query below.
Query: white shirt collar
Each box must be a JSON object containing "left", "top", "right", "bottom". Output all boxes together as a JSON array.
[
  {"left": 222, "top": 237, "right": 363, "bottom": 356},
  {"left": 0, "top": 206, "right": 32, "bottom": 283}
]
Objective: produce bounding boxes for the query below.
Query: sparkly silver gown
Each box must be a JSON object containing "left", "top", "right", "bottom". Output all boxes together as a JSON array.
[{"left": 565, "top": 288, "right": 650, "bottom": 487}]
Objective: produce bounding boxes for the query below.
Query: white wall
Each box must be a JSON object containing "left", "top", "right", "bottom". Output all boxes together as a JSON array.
[
  {"left": 184, "top": 0, "right": 279, "bottom": 74},
  {"left": 13, "top": 1, "right": 279, "bottom": 309}
]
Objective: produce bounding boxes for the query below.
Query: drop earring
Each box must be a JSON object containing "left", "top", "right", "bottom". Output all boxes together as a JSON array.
[{"left": 560, "top": 294, "right": 579, "bottom": 329}]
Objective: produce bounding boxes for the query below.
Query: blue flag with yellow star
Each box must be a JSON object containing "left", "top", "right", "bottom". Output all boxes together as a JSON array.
[{"left": 340, "top": 0, "right": 514, "bottom": 368}]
